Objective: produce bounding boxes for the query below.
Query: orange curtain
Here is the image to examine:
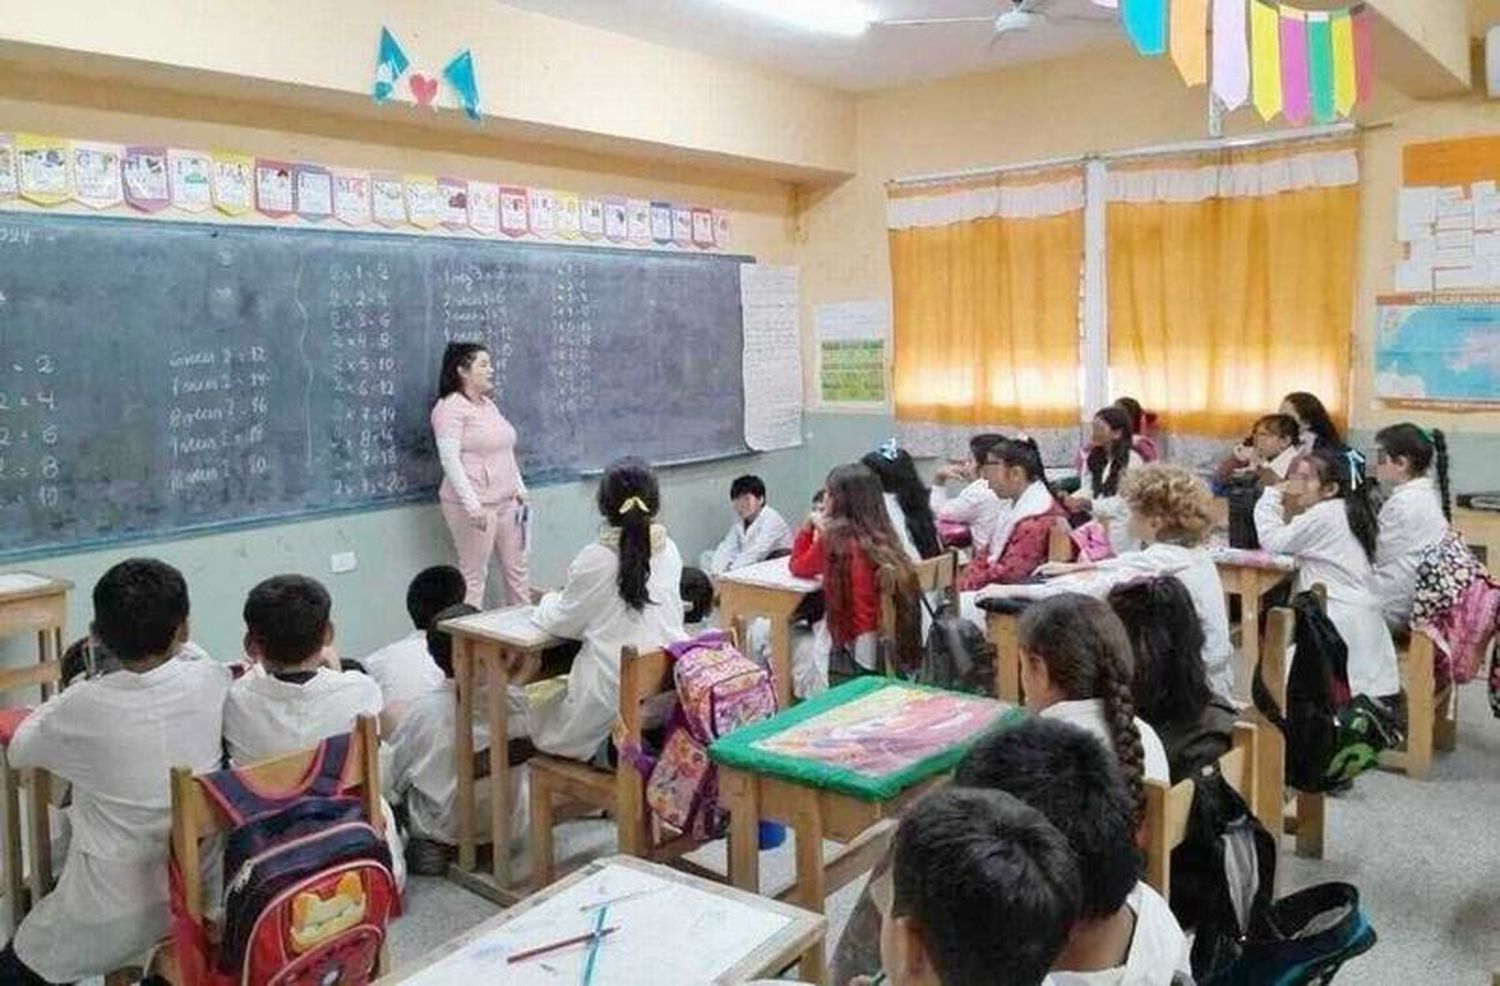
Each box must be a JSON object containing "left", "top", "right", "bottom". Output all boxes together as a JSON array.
[
  {"left": 1107, "top": 144, "right": 1360, "bottom": 438},
  {"left": 888, "top": 170, "right": 1084, "bottom": 430}
]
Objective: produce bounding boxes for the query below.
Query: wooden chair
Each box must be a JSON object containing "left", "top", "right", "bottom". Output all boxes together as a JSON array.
[
  {"left": 169, "top": 715, "right": 390, "bottom": 980},
  {"left": 1250, "top": 601, "right": 1327, "bottom": 861},
  {"left": 1143, "top": 722, "right": 1256, "bottom": 897},
  {"left": 0, "top": 660, "right": 60, "bottom": 934},
  {"left": 876, "top": 549, "right": 960, "bottom": 676},
  {"left": 1047, "top": 517, "right": 1074, "bottom": 563},
  {"left": 530, "top": 642, "right": 724, "bottom": 890},
  {"left": 1379, "top": 630, "right": 1458, "bottom": 779}
]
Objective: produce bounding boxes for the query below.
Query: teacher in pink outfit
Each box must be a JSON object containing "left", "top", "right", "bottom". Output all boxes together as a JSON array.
[{"left": 431, "top": 342, "right": 530, "bottom": 607}]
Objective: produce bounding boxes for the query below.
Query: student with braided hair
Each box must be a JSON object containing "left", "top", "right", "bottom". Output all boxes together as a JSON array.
[
  {"left": 1017, "top": 594, "right": 1170, "bottom": 805},
  {"left": 1373, "top": 423, "right": 1453, "bottom": 628}
]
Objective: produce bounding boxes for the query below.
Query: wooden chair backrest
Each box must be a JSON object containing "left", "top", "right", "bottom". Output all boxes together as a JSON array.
[
  {"left": 1144, "top": 721, "right": 1257, "bottom": 896},
  {"left": 1249, "top": 606, "right": 1294, "bottom": 837},
  {"left": 1047, "top": 518, "right": 1074, "bottom": 563},
  {"left": 913, "top": 549, "right": 960, "bottom": 604},
  {"left": 170, "top": 714, "right": 383, "bottom": 923}
]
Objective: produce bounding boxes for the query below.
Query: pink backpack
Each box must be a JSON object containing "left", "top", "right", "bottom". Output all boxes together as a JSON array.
[{"left": 630, "top": 630, "right": 777, "bottom": 840}]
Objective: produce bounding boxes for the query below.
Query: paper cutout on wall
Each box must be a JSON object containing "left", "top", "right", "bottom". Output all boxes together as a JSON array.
[
  {"left": 405, "top": 175, "right": 444, "bottom": 228},
  {"left": 604, "top": 197, "right": 628, "bottom": 242},
  {"left": 1352, "top": 7, "right": 1373, "bottom": 102},
  {"left": 1211, "top": 0, "right": 1249, "bottom": 110},
  {"left": 17, "top": 135, "right": 70, "bottom": 206},
  {"left": 1331, "top": 10, "right": 1356, "bottom": 116},
  {"left": 1307, "top": 12, "right": 1335, "bottom": 123},
  {"left": 333, "top": 170, "right": 372, "bottom": 226},
  {"left": 672, "top": 205, "right": 693, "bottom": 247},
  {"left": 371, "top": 174, "right": 406, "bottom": 226},
  {"left": 295, "top": 163, "right": 333, "bottom": 221},
  {"left": 212, "top": 152, "right": 254, "bottom": 215},
  {"left": 123, "top": 146, "right": 170, "bottom": 212},
  {"left": 555, "top": 192, "right": 581, "bottom": 239},
  {"left": 713, "top": 209, "right": 732, "bottom": 249},
  {"left": 71, "top": 140, "right": 124, "bottom": 209},
  {"left": 255, "top": 159, "right": 295, "bottom": 217},
  {"left": 528, "top": 188, "right": 556, "bottom": 235},
  {"left": 1279, "top": 7, "right": 1311, "bottom": 124},
  {"left": 0, "top": 136, "right": 17, "bottom": 200},
  {"left": 1250, "top": 0, "right": 1282, "bottom": 121},
  {"left": 438, "top": 176, "right": 468, "bottom": 229},
  {"left": 373, "top": 27, "right": 410, "bottom": 103},
  {"left": 1169, "top": 0, "right": 1207, "bottom": 86},
  {"left": 580, "top": 197, "right": 605, "bottom": 240},
  {"left": 627, "top": 199, "right": 652, "bottom": 244},
  {"left": 468, "top": 180, "right": 499, "bottom": 234},
  {"left": 499, "top": 186, "right": 529, "bottom": 236},
  {"left": 168, "top": 149, "right": 213, "bottom": 212},
  {"left": 1121, "top": 0, "right": 1167, "bottom": 56},
  {"left": 691, "top": 208, "right": 715, "bottom": 249},
  {"left": 650, "top": 201, "right": 673, "bottom": 245},
  {"left": 443, "top": 49, "right": 482, "bottom": 121}
]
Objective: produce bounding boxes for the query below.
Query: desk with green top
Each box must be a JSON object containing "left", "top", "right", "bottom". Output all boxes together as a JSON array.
[{"left": 711, "top": 678, "right": 1017, "bottom": 983}]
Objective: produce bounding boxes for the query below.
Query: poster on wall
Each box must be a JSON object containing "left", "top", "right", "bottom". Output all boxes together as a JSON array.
[
  {"left": 255, "top": 159, "right": 295, "bottom": 217},
  {"left": 123, "top": 146, "right": 171, "bottom": 212},
  {"left": 295, "top": 163, "right": 334, "bottom": 221},
  {"left": 468, "top": 180, "right": 499, "bottom": 234},
  {"left": 371, "top": 174, "right": 406, "bottom": 226},
  {"left": 580, "top": 197, "right": 604, "bottom": 240},
  {"left": 333, "top": 170, "right": 372, "bottom": 226},
  {"left": 212, "top": 152, "right": 255, "bottom": 215},
  {"left": 1374, "top": 293, "right": 1500, "bottom": 405},
  {"left": 740, "top": 263, "right": 804, "bottom": 451},
  {"left": 1395, "top": 137, "right": 1500, "bottom": 294},
  {"left": 555, "top": 192, "right": 581, "bottom": 239},
  {"left": 168, "top": 149, "right": 213, "bottom": 212},
  {"left": 604, "top": 197, "right": 628, "bottom": 242},
  {"left": 17, "top": 134, "right": 70, "bottom": 205},
  {"left": 817, "top": 300, "right": 891, "bottom": 406},
  {"left": 499, "top": 186, "right": 529, "bottom": 236},
  {"left": 71, "top": 140, "right": 124, "bottom": 209}
]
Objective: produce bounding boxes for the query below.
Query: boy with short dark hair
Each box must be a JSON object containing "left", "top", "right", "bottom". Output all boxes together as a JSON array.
[
  {"left": 955, "top": 718, "right": 1192, "bottom": 985},
  {"left": 361, "top": 565, "right": 466, "bottom": 724},
  {"left": 0, "top": 559, "right": 230, "bottom": 984},
  {"left": 931, "top": 432, "right": 1008, "bottom": 556},
  {"left": 705, "top": 474, "right": 793, "bottom": 574},
  {"left": 872, "top": 786, "right": 1082, "bottom": 986}
]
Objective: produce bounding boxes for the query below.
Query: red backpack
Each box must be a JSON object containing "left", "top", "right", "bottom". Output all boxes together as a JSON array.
[{"left": 170, "top": 732, "right": 401, "bottom": 986}]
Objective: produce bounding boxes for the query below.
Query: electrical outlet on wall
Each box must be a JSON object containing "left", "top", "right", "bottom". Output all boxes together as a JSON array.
[{"left": 330, "top": 551, "right": 357, "bottom": 574}]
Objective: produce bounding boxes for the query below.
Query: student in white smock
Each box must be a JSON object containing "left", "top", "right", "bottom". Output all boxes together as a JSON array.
[
  {"left": 1371, "top": 423, "right": 1453, "bottom": 628},
  {"left": 360, "top": 565, "right": 464, "bottom": 727},
  {"left": 705, "top": 474, "right": 794, "bottom": 575}
]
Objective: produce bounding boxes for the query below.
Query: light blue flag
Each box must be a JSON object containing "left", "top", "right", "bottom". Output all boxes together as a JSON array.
[
  {"left": 373, "top": 27, "right": 410, "bottom": 103},
  {"left": 443, "top": 49, "right": 482, "bottom": 121},
  {"left": 1121, "top": 0, "right": 1167, "bottom": 56}
]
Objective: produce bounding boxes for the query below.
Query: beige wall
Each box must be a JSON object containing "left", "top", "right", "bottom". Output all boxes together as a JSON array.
[{"left": 797, "top": 43, "right": 1500, "bottom": 442}]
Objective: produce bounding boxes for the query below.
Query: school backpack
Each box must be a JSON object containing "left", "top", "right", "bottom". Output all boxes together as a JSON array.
[
  {"left": 631, "top": 630, "right": 777, "bottom": 840},
  {"left": 1208, "top": 883, "right": 1377, "bottom": 985},
  {"left": 915, "top": 592, "right": 997, "bottom": 695},
  {"left": 1252, "top": 591, "right": 1397, "bottom": 793},
  {"left": 1224, "top": 475, "right": 1262, "bottom": 550},
  {"left": 170, "top": 732, "right": 401, "bottom": 986}
]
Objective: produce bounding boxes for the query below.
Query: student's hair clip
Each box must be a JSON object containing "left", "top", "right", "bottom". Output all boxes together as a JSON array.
[
  {"left": 1344, "top": 449, "right": 1367, "bottom": 489},
  {"left": 875, "top": 438, "right": 900, "bottom": 462},
  {"left": 617, "top": 495, "right": 650, "bottom": 516}
]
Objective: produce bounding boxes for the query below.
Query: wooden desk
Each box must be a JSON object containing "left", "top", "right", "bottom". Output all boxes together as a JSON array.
[
  {"left": 985, "top": 608, "right": 1024, "bottom": 704},
  {"left": 438, "top": 605, "right": 560, "bottom": 903},
  {"left": 1210, "top": 547, "right": 1297, "bottom": 702},
  {"left": 379, "top": 855, "right": 826, "bottom": 985},
  {"left": 716, "top": 557, "right": 818, "bottom": 710},
  {"left": 712, "top": 679, "right": 1012, "bottom": 982},
  {"left": 1455, "top": 507, "right": 1500, "bottom": 565}
]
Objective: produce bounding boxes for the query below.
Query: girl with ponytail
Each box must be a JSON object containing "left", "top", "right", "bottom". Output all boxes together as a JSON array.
[
  {"left": 1255, "top": 448, "right": 1401, "bottom": 701},
  {"left": 1068, "top": 406, "right": 1144, "bottom": 556},
  {"left": 1017, "top": 593, "right": 1171, "bottom": 821},
  {"left": 528, "top": 457, "right": 687, "bottom": 760},
  {"left": 1373, "top": 423, "right": 1453, "bottom": 627}
]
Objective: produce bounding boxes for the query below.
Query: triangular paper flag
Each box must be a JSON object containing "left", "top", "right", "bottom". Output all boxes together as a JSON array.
[
  {"left": 1331, "top": 10, "right": 1356, "bottom": 116},
  {"left": 1169, "top": 0, "right": 1208, "bottom": 86},
  {"left": 1121, "top": 0, "right": 1167, "bottom": 56},
  {"left": 373, "top": 27, "right": 410, "bottom": 103},
  {"left": 1211, "top": 0, "right": 1249, "bottom": 110},
  {"left": 443, "top": 49, "right": 482, "bottom": 121},
  {"left": 1307, "top": 12, "right": 1335, "bottom": 123},
  {"left": 1250, "top": 0, "right": 1282, "bottom": 121},
  {"left": 1279, "top": 7, "right": 1311, "bottom": 125}
]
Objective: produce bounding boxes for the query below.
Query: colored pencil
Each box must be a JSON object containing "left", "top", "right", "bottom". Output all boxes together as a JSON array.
[{"left": 506, "top": 925, "right": 618, "bottom": 964}]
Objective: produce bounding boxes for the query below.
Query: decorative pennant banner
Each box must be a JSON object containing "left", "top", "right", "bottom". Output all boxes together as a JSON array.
[
  {"left": 168, "top": 149, "right": 213, "bottom": 212},
  {"left": 580, "top": 197, "right": 605, "bottom": 240},
  {"left": 627, "top": 198, "right": 652, "bottom": 244},
  {"left": 713, "top": 209, "right": 732, "bottom": 248},
  {"left": 17, "top": 134, "right": 71, "bottom": 206},
  {"left": 1279, "top": 6, "right": 1311, "bottom": 124},
  {"left": 438, "top": 176, "right": 468, "bottom": 229},
  {"left": 212, "top": 152, "right": 254, "bottom": 215},
  {"left": 604, "top": 197, "right": 628, "bottom": 242},
  {"left": 1331, "top": 10, "right": 1356, "bottom": 116},
  {"left": 528, "top": 188, "right": 556, "bottom": 236},
  {"left": 468, "top": 180, "right": 499, "bottom": 234},
  {"left": 0, "top": 135, "right": 17, "bottom": 200},
  {"left": 1121, "top": 0, "right": 1167, "bottom": 57},
  {"left": 295, "top": 163, "right": 334, "bottom": 221},
  {"left": 499, "top": 185, "right": 529, "bottom": 236},
  {"left": 672, "top": 205, "right": 693, "bottom": 247},
  {"left": 373, "top": 27, "right": 410, "bottom": 103},
  {"left": 1307, "top": 11, "right": 1335, "bottom": 123},
  {"left": 71, "top": 140, "right": 124, "bottom": 209},
  {"left": 650, "top": 201, "right": 673, "bottom": 245},
  {"left": 254, "top": 159, "right": 295, "bottom": 217},
  {"left": 371, "top": 174, "right": 407, "bottom": 226},
  {"left": 405, "top": 174, "right": 444, "bottom": 229},
  {"left": 555, "top": 192, "right": 581, "bottom": 239},
  {"left": 1250, "top": 0, "right": 1282, "bottom": 121},
  {"left": 442, "top": 49, "right": 482, "bottom": 121},
  {"left": 333, "top": 170, "right": 372, "bottom": 226},
  {"left": 1352, "top": 6, "right": 1374, "bottom": 102},
  {"left": 1169, "top": 0, "right": 1208, "bottom": 86},
  {"left": 1211, "top": 0, "right": 1249, "bottom": 110},
  {"left": 691, "top": 207, "right": 715, "bottom": 249},
  {"left": 124, "top": 146, "right": 170, "bottom": 212}
]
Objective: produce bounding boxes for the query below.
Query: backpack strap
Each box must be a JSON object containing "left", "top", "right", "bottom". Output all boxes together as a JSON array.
[{"left": 199, "top": 732, "right": 354, "bottom": 826}]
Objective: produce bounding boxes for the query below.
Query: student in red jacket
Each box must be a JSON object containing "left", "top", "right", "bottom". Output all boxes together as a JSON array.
[{"left": 790, "top": 463, "right": 920, "bottom": 693}]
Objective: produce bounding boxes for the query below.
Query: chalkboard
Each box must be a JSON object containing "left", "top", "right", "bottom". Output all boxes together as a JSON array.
[{"left": 0, "top": 212, "right": 750, "bottom": 559}]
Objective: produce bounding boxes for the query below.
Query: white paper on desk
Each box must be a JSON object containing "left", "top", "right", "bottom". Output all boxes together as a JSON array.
[
  {"left": 0, "top": 573, "right": 50, "bottom": 595},
  {"left": 399, "top": 864, "right": 793, "bottom": 986},
  {"left": 1394, "top": 260, "right": 1433, "bottom": 293},
  {"left": 1397, "top": 187, "right": 1437, "bottom": 229},
  {"left": 739, "top": 264, "right": 803, "bottom": 452},
  {"left": 445, "top": 606, "right": 554, "bottom": 647},
  {"left": 719, "top": 556, "right": 820, "bottom": 593}
]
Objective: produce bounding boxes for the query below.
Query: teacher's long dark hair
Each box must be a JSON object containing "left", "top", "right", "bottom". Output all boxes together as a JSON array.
[
  {"left": 598, "top": 457, "right": 660, "bottom": 611},
  {"left": 437, "top": 342, "right": 488, "bottom": 398}
]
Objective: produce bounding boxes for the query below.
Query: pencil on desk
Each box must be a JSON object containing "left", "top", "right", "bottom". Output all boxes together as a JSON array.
[{"left": 506, "top": 925, "right": 618, "bottom": 964}]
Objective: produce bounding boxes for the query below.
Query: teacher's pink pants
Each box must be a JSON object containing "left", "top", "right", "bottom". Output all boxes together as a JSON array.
[{"left": 440, "top": 498, "right": 530, "bottom": 608}]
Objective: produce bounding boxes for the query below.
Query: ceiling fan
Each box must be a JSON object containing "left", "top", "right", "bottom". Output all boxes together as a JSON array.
[{"left": 873, "top": 0, "right": 1116, "bottom": 43}]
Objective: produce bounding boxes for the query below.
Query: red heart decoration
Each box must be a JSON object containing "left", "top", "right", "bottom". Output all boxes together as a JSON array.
[{"left": 409, "top": 73, "right": 439, "bottom": 107}]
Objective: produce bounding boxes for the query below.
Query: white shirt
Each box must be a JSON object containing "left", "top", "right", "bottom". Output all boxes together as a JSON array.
[
  {"left": 385, "top": 681, "right": 496, "bottom": 844},
  {"left": 1039, "top": 699, "right": 1170, "bottom": 784},
  {"left": 1255, "top": 490, "right": 1400, "bottom": 696},
  {"left": 883, "top": 492, "right": 923, "bottom": 561},
  {"left": 1084, "top": 450, "right": 1144, "bottom": 556},
  {"left": 1025, "top": 543, "right": 1236, "bottom": 700},
  {"left": 9, "top": 657, "right": 231, "bottom": 981},
  {"left": 708, "top": 505, "right": 794, "bottom": 575},
  {"left": 1373, "top": 475, "right": 1449, "bottom": 627},
  {"left": 1046, "top": 882, "right": 1193, "bottom": 986},
  {"left": 360, "top": 630, "right": 446, "bottom": 716},
  {"left": 931, "top": 479, "right": 1007, "bottom": 558},
  {"left": 526, "top": 532, "right": 687, "bottom": 760},
  {"left": 1263, "top": 444, "right": 1300, "bottom": 480}
]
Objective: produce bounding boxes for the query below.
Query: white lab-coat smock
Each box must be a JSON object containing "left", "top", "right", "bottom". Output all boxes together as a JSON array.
[
  {"left": 360, "top": 631, "right": 445, "bottom": 719},
  {"left": 525, "top": 528, "right": 687, "bottom": 761},
  {"left": 706, "top": 506, "right": 794, "bottom": 575},
  {"left": 1083, "top": 450, "right": 1144, "bottom": 556},
  {"left": 882, "top": 493, "right": 923, "bottom": 561},
  {"left": 1372, "top": 475, "right": 1449, "bottom": 628},
  {"left": 8, "top": 657, "right": 231, "bottom": 982},
  {"left": 1039, "top": 699, "right": 1170, "bottom": 784},
  {"left": 1255, "top": 490, "right": 1401, "bottom": 697},
  {"left": 1045, "top": 882, "right": 1192, "bottom": 986},
  {"left": 930, "top": 479, "right": 1006, "bottom": 558},
  {"left": 1012, "top": 543, "right": 1236, "bottom": 700}
]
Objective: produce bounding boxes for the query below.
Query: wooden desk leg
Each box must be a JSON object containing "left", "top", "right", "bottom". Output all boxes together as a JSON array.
[
  {"left": 2, "top": 753, "right": 23, "bottom": 927},
  {"left": 1294, "top": 792, "right": 1325, "bottom": 860},
  {"left": 1238, "top": 576, "right": 1262, "bottom": 705},
  {"left": 454, "top": 640, "right": 477, "bottom": 873},
  {"left": 988, "top": 614, "right": 1020, "bottom": 704},
  {"left": 721, "top": 769, "right": 761, "bottom": 895},
  {"left": 769, "top": 617, "right": 794, "bottom": 711},
  {"left": 26, "top": 770, "right": 50, "bottom": 906},
  {"left": 486, "top": 648, "right": 511, "bottom": 888},
  {"left": 1251, "top": 707, "right": 1285, "bottom": 853},
  {"left": 792, "top": 787, "right": 828, "bottom": 984}
]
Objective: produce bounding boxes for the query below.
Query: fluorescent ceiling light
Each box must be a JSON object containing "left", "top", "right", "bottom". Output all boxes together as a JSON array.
[{"left": 712, "top": 0, "right": 872, "bottom": 36}]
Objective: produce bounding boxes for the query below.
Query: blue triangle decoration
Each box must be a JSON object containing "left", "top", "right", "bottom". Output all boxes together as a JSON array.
[
  {"left": 444, "top": 49, "right": 482, "bottom": 121},
  {"left": 373, "top": 27, "right": 410, "bottom": 103}
]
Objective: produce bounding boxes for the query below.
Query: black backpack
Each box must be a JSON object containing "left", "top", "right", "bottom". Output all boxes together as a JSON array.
[
  {"left": 1252, "top": 591, "right": 1397, "bottom": 793},
  {"left": 914, "top": 592, "right": 997, "bottom": 695},
  {"left": 1224, "top": 474, "right": 1263, "bottom": 550}
]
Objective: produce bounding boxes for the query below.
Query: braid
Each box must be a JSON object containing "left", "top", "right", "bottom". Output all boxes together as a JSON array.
[
  {"left": 1097, "top": 643, "right": 1147, "bottom": 825},
  {"left": 1432, "top": 429, "right": 1452, "bottom": 522}
]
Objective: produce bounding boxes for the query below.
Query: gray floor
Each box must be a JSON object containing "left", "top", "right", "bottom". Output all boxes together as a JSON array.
[{"left": 392, "top": 684, "right": 1500, "bottom": 983}]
